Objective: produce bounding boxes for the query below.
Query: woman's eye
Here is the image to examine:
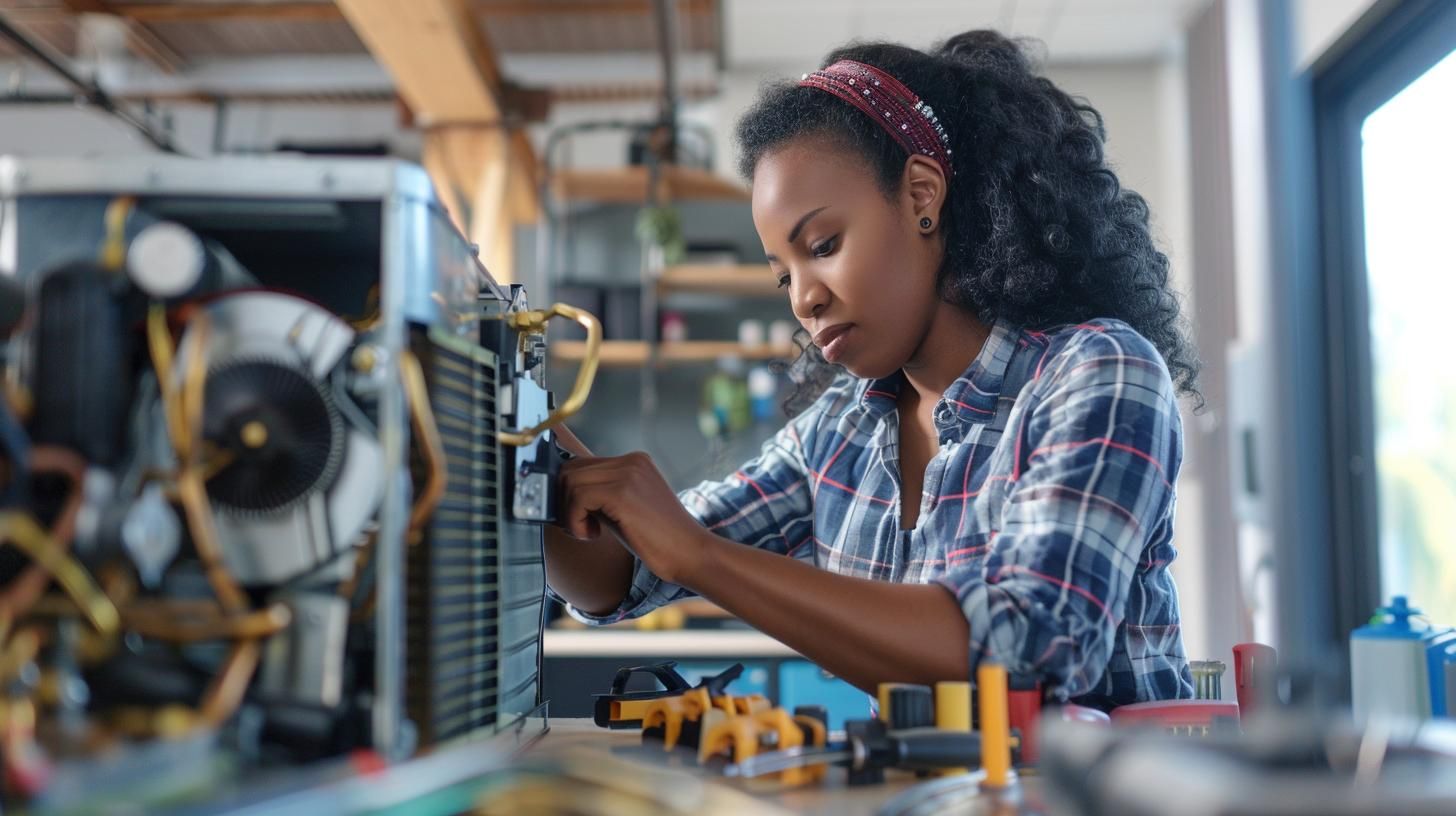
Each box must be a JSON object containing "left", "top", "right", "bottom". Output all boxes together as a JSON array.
[
  {"left": 811, "top": 236, "right": 838, "bottom": 258},
  {"left": 776, "top": 275, "right": 791, "bottom": 289}
]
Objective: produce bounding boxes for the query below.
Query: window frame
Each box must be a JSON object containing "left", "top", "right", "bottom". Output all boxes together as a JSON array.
[{"left": 1312, "top": 0, "right": 1456, "bottom": 645}]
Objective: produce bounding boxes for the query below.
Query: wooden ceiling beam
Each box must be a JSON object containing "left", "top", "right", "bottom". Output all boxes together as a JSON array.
[
  {"left": 337, "top": 0, "right": 541, "bottom": 278},
  {"left": 335, "top": 0, "right": 504, "bottom": 123}
]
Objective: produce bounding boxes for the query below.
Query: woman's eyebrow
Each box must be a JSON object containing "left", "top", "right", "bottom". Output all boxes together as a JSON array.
[{"left": 787, "top": 206, "right": 830, "bottom": 244}]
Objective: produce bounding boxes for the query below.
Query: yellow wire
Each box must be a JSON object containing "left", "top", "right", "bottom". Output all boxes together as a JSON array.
[
  {"left": 146, "top": 305, "right": 188, "bottom": 455},
  {"left": 178, "top": 311, "right": 211, "bottom": 462},
  {"left": 0, "top": 512, "right": 119, "bottom": 636},
  {"left": 399, "top": 351, "right": 446, "bottom": 543},
  {"left": 100, "top": 196, "right": 136, "bottom": 271},
  {"left": 145, "top": 305, "right": 246, "bottom": 612}
]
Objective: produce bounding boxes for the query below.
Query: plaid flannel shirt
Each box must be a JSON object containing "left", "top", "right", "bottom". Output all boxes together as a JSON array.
[{"left": 568, "top": 318, "right": 1194, "bottom": 707}]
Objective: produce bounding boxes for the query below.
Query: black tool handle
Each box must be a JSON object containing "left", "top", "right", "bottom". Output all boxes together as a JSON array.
[
  {"left": 607, "top": 661, "right": 692, "bottom": 696},
  {"left": 890, "top": 728, "right": 983, "bottom": 770}
]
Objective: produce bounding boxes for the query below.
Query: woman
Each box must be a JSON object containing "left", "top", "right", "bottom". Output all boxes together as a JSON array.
[{"left": 545, "top": 30, "right": 1197, "bottom": 709}]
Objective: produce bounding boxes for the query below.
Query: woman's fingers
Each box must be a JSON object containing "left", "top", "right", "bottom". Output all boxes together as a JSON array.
[
  {"left": 558, "top": 475, "right": 596, "bottom": 539},
  {"left": 560, "top": 478, "right": 620, "bottom": 542},
  {"left": 559, "top": 452, "right": 655, "bottom": 489},
  {"left": 554, "top": 450, "right": 702, "bottom": 584}
]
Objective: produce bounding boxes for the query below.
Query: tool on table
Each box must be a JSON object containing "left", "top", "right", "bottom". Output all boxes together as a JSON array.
[
  {"left": 722, "top": 720, "right": 983, "bottom": 781},
  {"left": 977, "top": 662, "right": 1013, "bottom": 789},
  {"left": 723, "top": 677, "right": 1011, "bottom": 787},
  {"left": 934, "top": 680, "right": 972, "bottom": 777},
  {"left": 593, "top": 661, "right": 750, "bottom": 730},
  {"left": 647, "top": 683, "right": 775, "bottom": 756},
  {"left": 699, "top": 705, "right": 829, "bottom": 785},
  {"left": 1189, "top": 659, "right": 1227, "bottom": 700}
]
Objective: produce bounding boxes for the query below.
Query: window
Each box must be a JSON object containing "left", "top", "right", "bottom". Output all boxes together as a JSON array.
[
  {"left": 1359, "top": 48, "right": 1456, "bottom": 624},
  {"left": 1317, "top": 0, "right": 1456, "bottom": 632}
]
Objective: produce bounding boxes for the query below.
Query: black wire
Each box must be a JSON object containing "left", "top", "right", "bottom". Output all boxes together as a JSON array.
[{"left": 0, "top": 12, "right": 177, "bottom": 154}]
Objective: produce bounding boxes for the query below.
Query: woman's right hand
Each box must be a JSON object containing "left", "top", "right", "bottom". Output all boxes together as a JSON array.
[{"left": 541, "top": 424, "right": 635, "bottom": 616}]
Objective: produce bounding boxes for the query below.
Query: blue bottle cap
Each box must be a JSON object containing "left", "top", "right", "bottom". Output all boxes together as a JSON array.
[{"left": 1353, "top": 595, "right": 1430, "bottom": 640}]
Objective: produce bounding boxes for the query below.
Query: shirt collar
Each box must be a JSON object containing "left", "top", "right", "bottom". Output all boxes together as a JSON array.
[{"left": 860, "top": 318, "right": 1019, "bottom": 425}]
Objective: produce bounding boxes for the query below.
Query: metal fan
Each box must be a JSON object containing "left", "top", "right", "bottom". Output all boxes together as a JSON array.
[{"left": 178, "top": 292, "right": 383, "bottom": 586}]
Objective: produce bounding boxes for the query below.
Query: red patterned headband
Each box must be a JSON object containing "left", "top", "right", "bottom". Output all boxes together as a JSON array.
[{"left": 798, "top": 59, "right": 954, "bottom": 178}]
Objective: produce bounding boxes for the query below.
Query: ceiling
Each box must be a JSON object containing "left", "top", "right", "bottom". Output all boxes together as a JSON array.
[
  {"left": 0, "top": 0, "right": 1209, "bottom": 104},
  {"left": 724, "top": 0, "right": 1212, "bottom": 67}
]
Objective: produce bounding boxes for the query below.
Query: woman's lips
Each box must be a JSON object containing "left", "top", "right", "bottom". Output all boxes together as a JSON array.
[{"left": 814, "top": 323, "right": 854, "bottom": 363}]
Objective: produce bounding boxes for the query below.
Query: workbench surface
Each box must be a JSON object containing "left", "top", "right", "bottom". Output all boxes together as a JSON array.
[{"left": 524, "top": 718, "right": 1038, "bottom": 816}]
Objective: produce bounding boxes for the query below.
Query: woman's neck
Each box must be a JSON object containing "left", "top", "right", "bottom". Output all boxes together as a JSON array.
[{"left": 900, "top": 301, "right": 993, "bottom": 408}]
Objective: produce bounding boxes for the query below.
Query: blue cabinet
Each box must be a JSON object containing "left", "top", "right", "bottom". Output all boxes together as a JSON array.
[{"left": 776, "top": 660, "right": 871, "bottom": 730}]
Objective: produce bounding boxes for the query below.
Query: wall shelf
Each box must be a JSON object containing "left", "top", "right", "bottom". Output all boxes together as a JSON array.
[
  {"left": 551, "top": 339, "right": 795, "bottom": 367},
  {"left": 656, "top": 264, "right": 779, "bottom": 297},
  {"left": 543, "top": 629, "right": 800, "bottom": 658},
  {"left": 551, "top": 166, "right": 749, "bottom": 203}
]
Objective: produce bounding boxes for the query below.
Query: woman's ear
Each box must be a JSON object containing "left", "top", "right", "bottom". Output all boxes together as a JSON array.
[{"left": 903, "top": 155, "right": 947, "bottom": 234}]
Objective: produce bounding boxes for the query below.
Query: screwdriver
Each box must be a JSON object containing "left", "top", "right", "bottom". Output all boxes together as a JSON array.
[{"left": 722, "top": 721, "right": 983, "bottom": 778}]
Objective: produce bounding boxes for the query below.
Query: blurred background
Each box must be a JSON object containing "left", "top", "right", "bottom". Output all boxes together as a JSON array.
[{"left": 0, "top": 0, "right": 1451, "bottom": 716}]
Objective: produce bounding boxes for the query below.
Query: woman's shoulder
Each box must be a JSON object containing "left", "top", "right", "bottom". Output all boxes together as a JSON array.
[{"left": 1023, "top": 318, "right": 1176, "bottom": 399}]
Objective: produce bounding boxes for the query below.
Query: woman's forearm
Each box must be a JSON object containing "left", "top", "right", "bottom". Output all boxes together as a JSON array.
[
  {"left": 680, "top": 528, "right": 970, "bottom": 693},
  {"left": 543, "top": 526, "right": 635, "bottom": 616},
  {"left": 542, "top": 426, "right": 634, "bottom": 616}
]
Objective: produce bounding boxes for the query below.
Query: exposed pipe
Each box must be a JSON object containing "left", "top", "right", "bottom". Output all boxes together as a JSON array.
[
  {"left": 0, "top": 11, "right": 176, "bottom": 153},
  {"left": 650, "top": 0, "right": 680, "bottom": 164}
]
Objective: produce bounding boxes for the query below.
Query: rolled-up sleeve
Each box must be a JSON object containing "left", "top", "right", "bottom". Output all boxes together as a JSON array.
[
  {"left": 935, "top": 328, "right": 1182, "bottom": 700},
  {"left": 565, "top": 389, "right": 823, "bottom": 625}
]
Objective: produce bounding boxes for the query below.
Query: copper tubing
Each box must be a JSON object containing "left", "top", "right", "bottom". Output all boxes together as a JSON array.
[
  {"left": 336, "top": 530, "right": 376, "bottom": 603},
  {"left": 121, "top": 597, "right": 223, "bottom": 619},
  {"left": 0, "top": 447, "right": 85, "bottom": 622},
  {"left": 347, "top": 284, "right": 382, "bottom": 331},
  {"left": 100, "top": 195, "right": 136, "bottom": 271},
  {"left": 123, "top": 602, "right": 291, "bottom": 643},
  {"left": 174, "top": 472, "right": 246, "bottom": 613},
  {"left": 146, "top": 305, "right": 187, "bottom": 456},
  {"left": 399, "top": 351, "right": 446, "bottom": 543},
  {"left": 178, "top": 312, "right": 209, "bottom": 462},
  {"left": 3, "top": 381, "right": 32, "bottom": 423},
  {"left": 0, "top": 512, "right": 120, "bottom": 636},
  {"left": 350, "top": 589, "right": 377, "bottom": 624},
  {"left": 146, "top": 305, "right": 247, "bottom": 613},
  {"left": 197, "top": 638, "right": 261, "bottom": 728},
  {"left": 0, "top": 626, "right": 41, "bottom": 684},
  {"left": 498, "top": 303, "right": 603, "bottom": 447},
  {"left": 106, "top": 704, "right": 197, "bottom": 740},
  {"left": 175, "top": 311, "right": 247, "bottom": 612}
]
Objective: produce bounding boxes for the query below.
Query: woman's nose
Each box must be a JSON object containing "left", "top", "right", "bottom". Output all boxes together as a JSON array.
[{"left": 789, "top": 273, "right": 828, "bottom": 322}]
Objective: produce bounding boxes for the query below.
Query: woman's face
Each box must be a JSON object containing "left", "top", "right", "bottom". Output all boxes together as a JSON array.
[{"left": 752, "top": 136, "right": 944, "bottom": 380}]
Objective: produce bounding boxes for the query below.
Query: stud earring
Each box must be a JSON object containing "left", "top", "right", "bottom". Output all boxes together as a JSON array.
[{"left": 919, "top": 217, "right": 933, "bottom": 230}]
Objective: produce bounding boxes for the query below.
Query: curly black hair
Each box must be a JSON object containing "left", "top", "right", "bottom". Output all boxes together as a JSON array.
[{"left": 739, "top": 30, "right": 1200, "bottom": 412}]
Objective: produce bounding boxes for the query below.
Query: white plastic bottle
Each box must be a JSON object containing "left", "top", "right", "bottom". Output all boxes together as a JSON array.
[{"left": 1350, "top": 596, "right": 1432, "bottom": 724}]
